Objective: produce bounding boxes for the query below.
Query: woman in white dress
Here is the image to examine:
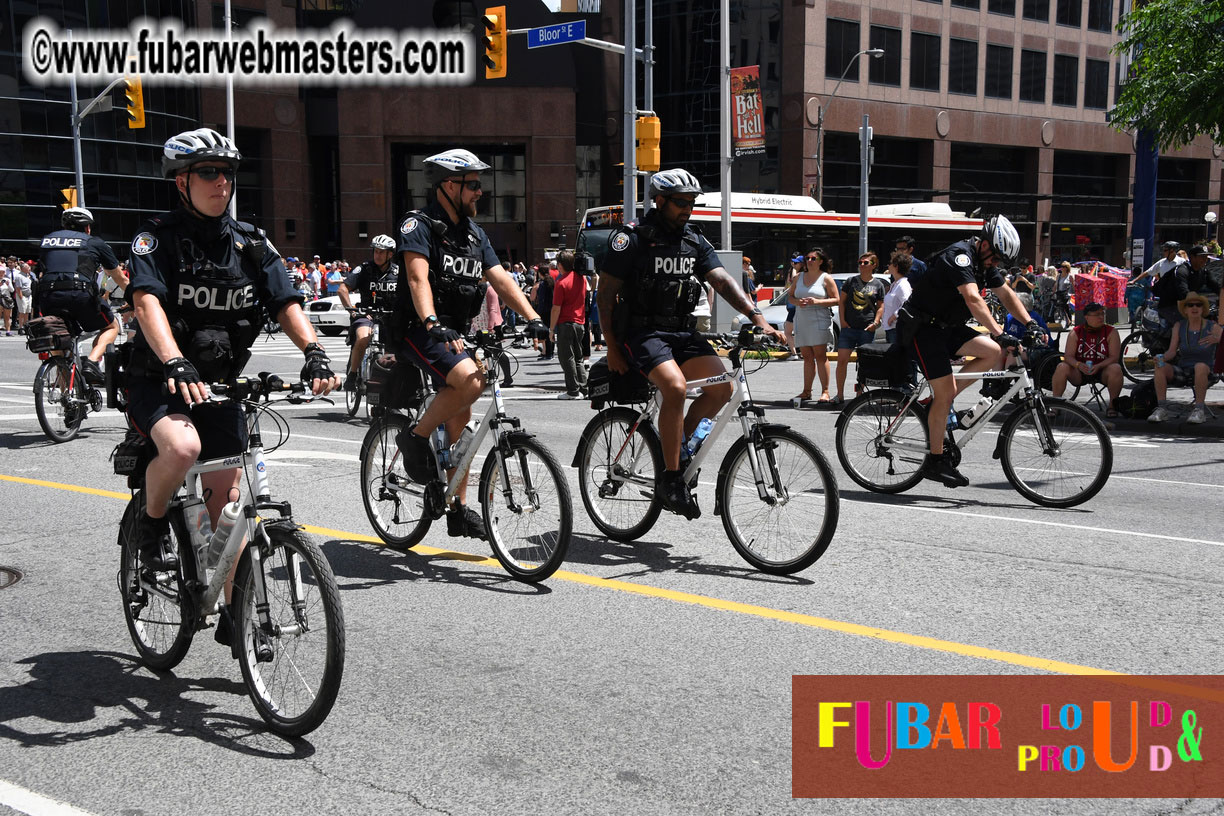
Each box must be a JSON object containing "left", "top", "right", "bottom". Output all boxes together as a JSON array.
[{"left": 787, "top": 247, "right": 839, "bottom": 403}]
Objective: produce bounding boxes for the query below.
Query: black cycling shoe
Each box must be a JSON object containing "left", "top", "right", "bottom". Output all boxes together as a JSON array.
[
  {"left": 137, "top": 516, "right": 179, "bottom": 572},
  {"left": 344, "top": 371, "right": 358, "bottom": 392},
  {"left": 659, "top": 470, "right": 701, "bottom": 520},
  {"left": 81, "top": 359, "right": 106, "bottom": 386},
  {"left": 395, "top": 426, "right": 438, "bottom": 484},
  {"left": 921, "top": 453, "right": 970, "bottom": 488},
  {"left": 446, "top": 504, "right": 488, "bottom": 540}
]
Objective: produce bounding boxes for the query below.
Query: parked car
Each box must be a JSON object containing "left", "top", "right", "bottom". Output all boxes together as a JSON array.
[
  {"left": 306, "top": 294, "right": 360, "bottom": 336},
  {"left": 731, "top": 271, "right": 891, "bottom": 346}
]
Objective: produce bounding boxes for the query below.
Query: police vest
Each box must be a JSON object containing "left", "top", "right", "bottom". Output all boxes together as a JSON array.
[
  {"left": 356, "top": 260, "right": 399, "bottom": 314},
  {"left": 617, "top": 222, "right": 704, "bottom": 329},
  {"left": 36, "top": 230, "right": 100, "bottom": 295},
  {"left": 402, "top": 209, "right": 487, "bottom": 326}
]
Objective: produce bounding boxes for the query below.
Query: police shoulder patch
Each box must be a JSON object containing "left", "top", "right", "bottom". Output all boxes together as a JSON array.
[
  {"left": 954, "top": 253, "right": 971, "bottom": 268},
  {"left": 400, "top": 218, "right": 418, "bottom": 235},
  {"left": 132, "top": 233, "right": 157, "bottom": 256},
  {"left": 610, "top": 232, "right": 630, "bottom": 252}
]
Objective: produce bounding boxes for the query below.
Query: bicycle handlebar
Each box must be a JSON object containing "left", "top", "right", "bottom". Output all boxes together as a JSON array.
[{"left": 208, "top": 372, "right": 309, "bottom": 402}]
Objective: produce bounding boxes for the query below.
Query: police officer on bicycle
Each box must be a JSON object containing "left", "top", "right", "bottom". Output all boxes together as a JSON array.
[
  {"left": 124, "top": 127, "right": 338, "bottom": 574},
  {"left": 598, "top": 169, "right": 783, "bottom": 519},
  {"left": 393, "top": 148, "right": 546, "bottom": 540},
  {"left": 33, "top": 207, "right": 129, "bottom": 384},
  {"left": 897, "top": 214, "right": 1043, "bottom": 488},
  {"left": 339, "top": 233, "right": 399, "bottom": 390}
]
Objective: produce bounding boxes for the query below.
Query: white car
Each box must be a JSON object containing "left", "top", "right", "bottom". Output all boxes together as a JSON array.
[
  {"left": 306, "top": 294, "right": 360, "bottom": 336},
  {"left": 731, "top": 272, "right": 891, "bottom": 345}
]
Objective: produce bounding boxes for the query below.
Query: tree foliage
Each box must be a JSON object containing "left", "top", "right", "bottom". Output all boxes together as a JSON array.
[{"left": 1111, "top": 0, "right": 1224, "bottom": 149}]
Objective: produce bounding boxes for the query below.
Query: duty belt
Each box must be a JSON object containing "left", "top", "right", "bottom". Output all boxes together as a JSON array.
[
  {"left": 43, "top": 276, "right": 93, "bottom": 292},
  {"left": 628, "top": 313, "right": 696, "bottom": 331}
]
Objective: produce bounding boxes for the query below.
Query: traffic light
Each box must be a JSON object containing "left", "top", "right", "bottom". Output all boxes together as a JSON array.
[
  {"left": 635, "top": 115, "right": 661, "bottom": 172},
  {"left": 483, "top": 6, "right": 507, "bottom": 80},
  {"left": 60, "top": 188, "right": 77, "bottom": 210},
  {"left": 123, "top": 75, "right": 145, "bottom": 129}
]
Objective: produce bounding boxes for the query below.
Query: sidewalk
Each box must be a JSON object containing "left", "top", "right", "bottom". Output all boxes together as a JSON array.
[{"left": 1097, "top": 395, "right": 1224, "bottom": 439}]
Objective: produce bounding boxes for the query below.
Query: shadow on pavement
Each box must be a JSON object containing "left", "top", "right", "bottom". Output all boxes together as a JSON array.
[
  {"left": 0, "top": 650, "right": 314, "bottom": 758},
  {"left": 320, "top": 538, "right": 552, "bottom": 596},
  {"left": 836, "top": 486, "right": 1094, "bottom": 514},
  {"left": 563, "top": 532, "right": 815, "bottom": 585}
]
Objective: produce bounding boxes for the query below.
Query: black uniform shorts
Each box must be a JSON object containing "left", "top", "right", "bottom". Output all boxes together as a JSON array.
[
  {"left": 125, "top": 378, "right": 249, "bottom": 461},
  {"left": 908, "top": 323, "right": 982, "bottom": 381},
  {"left": 398, "top": 323, "right": 474, "bottom": 386},
  {"left": 619, "top": 328, "right": 716, "bottom": 376},
  {"left": 39, "top": 290, "right": 114, "bottom": 333}
]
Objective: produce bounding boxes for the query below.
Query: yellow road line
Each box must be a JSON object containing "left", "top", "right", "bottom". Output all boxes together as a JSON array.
[{"left": 0, "top": 472, "right": 1123, "bottom": 676}]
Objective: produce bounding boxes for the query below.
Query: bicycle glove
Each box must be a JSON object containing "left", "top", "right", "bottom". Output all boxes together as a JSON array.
[
  {"left": 525, "top": 318, "right": 548, "bottom": 339},
  {"left": 993, "top": 334, "right": 1021, "bottom": 351},
  {"left": 428, "top": 324, "right": 463, "bottom": 344},
  {"left": 1023, "top": 320, "right": 1047, "bottom": 349},
  {"left": 300, "top": 343, "right": 334, "bottom": 383},
  {"left": 163, "top": 357, "right": 202, "bottom": 388}
]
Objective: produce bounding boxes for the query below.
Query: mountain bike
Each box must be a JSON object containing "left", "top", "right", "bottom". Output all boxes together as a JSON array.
[
  {"left": 835, "top": 348, "right": 1112, "bottom": 508},
  {"left": 115, "top": 372, "right": 345, "bottom": 737},
  {"left": 27, "top": 315, "right": 125, "bottom": 443},
  {"left": 572, "top": 326, "right": 840, "bottom": 575},
  {"left": 359, "top": 330, "right": 571, "bottom": 582}
]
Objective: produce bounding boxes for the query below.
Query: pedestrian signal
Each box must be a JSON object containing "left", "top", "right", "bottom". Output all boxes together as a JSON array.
[{"left": 483, "top": 7, "right": 507, "bottom": 80}]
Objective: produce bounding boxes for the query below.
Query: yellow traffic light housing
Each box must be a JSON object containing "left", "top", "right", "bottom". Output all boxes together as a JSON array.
[
  {"left": 483, "top": 6, "right": 507, "bottom": 80},
  {"left": 635, "top": 116, "right": 661, "bottom": 172},
  {"left": 61, "top": 188, "right": 78, "bottom": 210},
  {"left": 123, "top": 75, "right": 145, "bottom": 129}
]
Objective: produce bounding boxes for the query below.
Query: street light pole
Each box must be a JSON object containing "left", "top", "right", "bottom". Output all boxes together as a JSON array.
[{"left": 814, "top": 47, "right": 883, "bottom": 205}]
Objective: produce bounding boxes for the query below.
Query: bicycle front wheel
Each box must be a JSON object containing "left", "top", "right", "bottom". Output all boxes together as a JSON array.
[
  {"left": 717, "top": 428, "right": 840, "bottom": 575},
  {"left": 34, "top": 357, "right": 83, "bottom": 443},
  {"left": 835, "top": 390, "right": 930, "bottom": 493},
  {"left": 480, "top": 435, "right": 572, "bottom": 583},
  {"left": 117, "top": 492, "right": 195, "bottom": 671},
  {"left": 1120, "top": 331, "right": 1158, "bottom": 383},
  {"left": 999, "top": 398, "right": 1112, "bottom": 508},
  {"left": 575, "top": 407, "right": 663, "bottom": 542},
  {"left": 345, "top": 379, "right": 363, "bottom": 417},
  {"left": 232, "top": 524, "right": 345, "bottom": 737},
  {"left": 359, "top": 413, "right": 432, "bottom": 550}
]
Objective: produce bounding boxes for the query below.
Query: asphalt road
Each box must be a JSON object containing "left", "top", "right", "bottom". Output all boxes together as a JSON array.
[{"left": 0, "top": 330, "right": 1220, "bottom": 815}]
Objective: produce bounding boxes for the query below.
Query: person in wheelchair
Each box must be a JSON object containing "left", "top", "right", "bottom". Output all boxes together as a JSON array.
[
  {"left": 1050, "top": 301, "right": 1123, "bottom": 416},
  {"left": 597, "top": 168, "right": 784, "bottom": 519},
  {"left": 124, "top": 128, "right": 338, "bottom": 575},
  {"left": 1149, "top": 292, "right": 1221, "bottom": 424},
  {"left": 32, "top": 207, "right": 129, "bottom": 385}
]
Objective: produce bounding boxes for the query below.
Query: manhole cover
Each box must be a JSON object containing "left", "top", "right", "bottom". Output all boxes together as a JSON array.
[{"left": 0, "top": 567, "right": 23, "bottom": 589}]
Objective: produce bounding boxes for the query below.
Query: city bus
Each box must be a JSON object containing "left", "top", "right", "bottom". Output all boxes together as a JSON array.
[{"left": 576, "top": 192, "right": 984, "bottom": 284}]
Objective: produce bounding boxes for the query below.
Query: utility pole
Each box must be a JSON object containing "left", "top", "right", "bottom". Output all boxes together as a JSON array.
[
  {"left": 719, "top": 0, "right": 731, "bottom": 249},
  {"left": 623, "top": 0, "right": 636, "bottom": 222}
]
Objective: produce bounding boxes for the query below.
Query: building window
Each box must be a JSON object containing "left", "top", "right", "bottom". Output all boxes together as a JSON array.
[
  {"left": 1019, "top": 50, "right": 1046, "bottom": 103},
  {"left": 869, "top": 26, "right": 901, "bottom": 86},
  {"left": 1084, "top": 59, "right": 1109, "bottom": 109},
  {"left": 951, "top": 0, "right": 980, "bottom": 8},
  {"left": 910, "top": 32, "right": 941, "bottom": 91},
  {"left": 1053, "top": 54, "right": 1079, "bottom": 106},
  {"left": 988, "top": 0, "right": 1016, "bottom": 14},
  {"left": 985, "top": 45, "right": 1013, "bottom": 99},
  {"left": 826, "top": 19, "right": 861, "bottom": 79},
  {"left": 1056, "top": 0, "right": 1081, "bottom": 27},
  {"left": 1023, "top": 0, "right": 1049, "bottom": 21},
  {"left": 949, "top": 39, "right": 978, "bottom": 96},
  {"left": 1086, "top": 0, "right": 1112, "bottom": 31}
]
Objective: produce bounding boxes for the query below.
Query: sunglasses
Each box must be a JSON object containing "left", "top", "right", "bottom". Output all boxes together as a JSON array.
[
  {"left": 1185, "top": 303, "right": 1204, "bottom": 308},
  {"left": 806, "top": 256, "right": 821, "bottom": 262},
  {"left": 666, "top": 197, "right": 696, "bottom": 210},
  {"left": 448, "top": 179, "right": 482, "bottom": 191},
  {"left": 191, "top": 166, "right": 236, "bottom": 182},
  {"left": 859, "top": 259, "right": 875, "bottom": 266}
]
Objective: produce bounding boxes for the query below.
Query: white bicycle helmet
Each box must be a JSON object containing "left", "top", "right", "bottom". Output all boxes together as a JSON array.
[
  {"left": 648, "top": 168, "right": 702, "bottom": 199},
  {"left": 370, "top": 234, "right": 396, "bottom": 250},
  {"left": 61, "top": 206, "right": 94, "bottom": 230},
  {"left": 162, "top": 128, "right": 242, "bottom": 178},
  {"left": 422, "top": 148, "right": 491, "bottom": 187},
  {"left": 982, "top": 215, "right": 1021, "bottom": 265}
]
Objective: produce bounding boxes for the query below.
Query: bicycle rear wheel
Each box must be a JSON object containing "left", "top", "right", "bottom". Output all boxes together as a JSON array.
[
  {"left": 116, "top": 492, "right": 195, "bottom": 671},
  {"left": 359, "top": 413, "right": 432, "bottom": 549},
  {"left": 232, "top": 524, "right": 345, "bottom": 737},
  {"left": 480, "top": 435, "right": 572, "bottom": 583},
  {"left": 1120, "top": 331, "right": 1159, "bottom": 383},
  {"left": 575, "top": 407, "right": 663, "bottom": 542},
  {"left": 999, "top": 398, "right": 1112, "bottom": 508},
  {"left": 34, "top": 357, "right": 84, "bottom": 442},
  {"left": 717, "top": 428, "right": 839, "bottom": 575},
  {"left": 834, "top": 390, "right": 930, "bottom": 493}
]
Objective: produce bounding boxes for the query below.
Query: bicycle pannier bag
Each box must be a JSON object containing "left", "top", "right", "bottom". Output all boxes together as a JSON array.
[
  {"left": 25, "top": 316, "right": 73, "bottom": 354},
  {"left": 368, "top": 356, "right": 429, "bottom": 411},
  {"left": 855, "top": 342, "right": 909, "bottom": 389},
  {"left": 587, "top": 357, "right": 652, "bottom": 409}
]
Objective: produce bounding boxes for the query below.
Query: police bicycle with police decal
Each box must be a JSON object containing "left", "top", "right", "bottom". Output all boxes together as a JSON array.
[
  {"left": 115, "top": 371, "right": 344, "bottom": 736},
  {"left": 573, "top": 326, "right": 840, "bottom": 575},
  {"left": 359, "top": 330, "right": 571, "bottom": 582},
  {"left": 834, "top": 338, "right": 1112, "bottom": 507}
]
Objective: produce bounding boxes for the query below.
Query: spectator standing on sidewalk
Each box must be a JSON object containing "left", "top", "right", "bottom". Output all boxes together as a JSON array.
[
  {"left": 894, "top": 235, "right": 927, "bottom": 284},
  {"left": 12, "top": 262, "right": 33, "bottom": 335},
  {"left": 1149, "top": 292, "right": 1221, "bottom": 424},
  {"left": 549, "top": 250, "right": 588, "bottom": 399},
  {"left": 834, "top": 251, "right": 886, "bottom": 402},
  {"left": 788, "top": 247, "right": 838, "bottom": 403},
  {"left": 532, "top": 264, "right": 556, "bottom": 359},
  {"left": 0, "top": 266, "right": 14, "bottom": 335}
]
